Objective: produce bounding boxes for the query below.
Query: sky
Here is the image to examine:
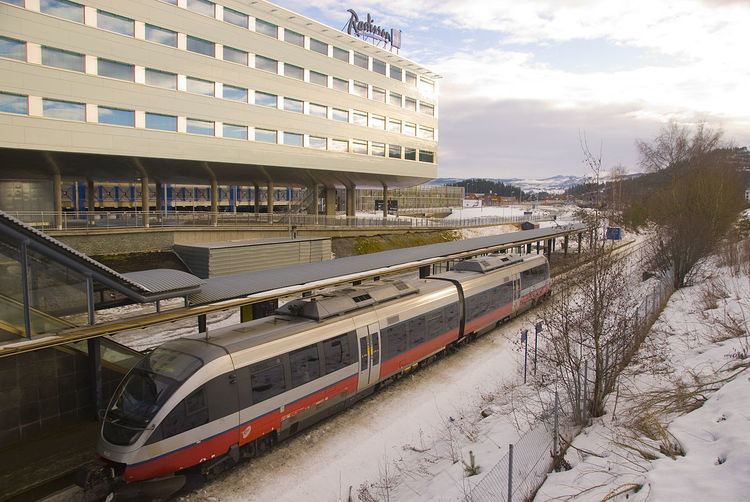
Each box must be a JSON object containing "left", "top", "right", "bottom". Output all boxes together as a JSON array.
[{"left": 273, "top": 0, "right": 750, "bottom": 179}]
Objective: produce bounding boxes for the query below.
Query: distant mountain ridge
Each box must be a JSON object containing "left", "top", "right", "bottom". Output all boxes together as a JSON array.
[{"left": 426, "top": 173, "right": 641, "bottom": 194}]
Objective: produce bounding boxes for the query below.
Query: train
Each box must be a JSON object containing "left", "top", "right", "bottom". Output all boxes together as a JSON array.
[{"left": 77, "top": 252, "right": 550, "bottom": 500}]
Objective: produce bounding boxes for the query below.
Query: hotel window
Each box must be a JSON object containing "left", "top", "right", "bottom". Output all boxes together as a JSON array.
[
  {"left": 352, "top": 140, "right": 367, "bottom": 155},
  {"left": 332, "top": 108, "right": 348, "bottom": 122},
  {"left": 283, "top": 132, "right": 303, "bottom": 146},
  {"left": 224, "top": 46, "right": 248, "bottom": 65},
  {"left": 255, "top": 128, "right": 277, "bottom": 143},
  {"left": 223, "top": 123, "right": 247, "bottom": 140},
  {"left": 330, "top": 139, "right": 348, "bottom": 152},
  {"left": 255, "top": 55, "right": 278, "bottom": 73},
  {"left": 145, "top": 24, "right": 177, "bottom": 47},
  {"left": 40, "top": 0, "right": 83, "bottom": 23},
  {"left": 98, "top": 106, "right": 134, "bottom": 127},
  {"left": 388, "top": 119, "right": 401, "bottom": 133},
  {"left": 187, "top": 0, "right": 214, "bottom": 17},
  {"left": 284, "top": 97, "right": 303, "bottom": 114},
  {"left": 223, "top": 84, "right": 248, "bottom": 102},
  {"left": 187, "top": 118, "right": 214, "bottom": 135},
  {"left": 389, "top": 92, "right": 402, "bottom": 107},
  {"left": 404, "top": 147, "right": 417, "bottom": 160},
  {"left": 223, "top": 6, "right": 248, "bottom": 28},
  {"left": 418, "top": 126, "right": 435, "bottom": 140},
  {"left": 310, "top": 38, "right": 327, "bottom": 55},
  {"left": 370, "top": 115, "right": 385, "bottom": 130},
  {"left": 42, "top": 47, "right": 84, "bottom": 72},
  {"left": 332, "top": 46, "right": 349, "bottom": 62},
  {"left": 309, "top": 71, "right": 327, "bottom": 86},
  {"left": 255, "top": 91, "right": 277, "bottom": 108},
  {"left": 98, "top": 59, "right": 134, "bottom": 81},
  {"left": 372, "top": 87, "right": 386, "bottom": 103},
  {"left": 145, "top": 112, "right": 177, "bottom": 131},
  {"left": 43, "top": 99, "right": 84, "bottom": 121},
  {"left": 404, "top": 97, "right": 416, "bottom": 111},
  {"left": 309, "top": 136, "right": 326, "bottom": 149},
  {"left": 420, "top": 103, "right": 435, "bottom": 116},
  {"left": 145, "top": 68, "right": 177, "bottom": 89},
  {"left": 352, "top": 111, "right": 367, "bottom": 126},
  {"left": 419, "top": 77, "right": 435, "bottom": 94},
  {"left": 98, "top": 11, "right": 134, "bottom": 37},
  {"left": 403, "top": 122, "right": 416, "bottom": 136},
  {"left": 372, "top": 142, "right": 386, "bottom": 157},
  {"left": 284, "top": 29, "right": 304, "bottom": 47},
  {"left": 284, "top": 63, "right": 304, "bottom": 80},
  {"left": 0, "top": 92, "right": 28, "bottom": 115},
  {"left": 390, "top": 65, "right": 402, "bottom": 81},
  {"left": 419, "top": 150, "right": 435, "bottom": 163},
  {"left": 309, "top": 103, "right": 327, "bottom": 118},
  {"left": 388, "top": 145, "right": 401, "bottom": 159},
  {"left": 255, "top": 19, "right": 278, "bottom": 38},
  {"left": 352, "top": 81, "right": 367, "bottom": 98},
  {"left": 187, "top": 36, "right": 215, "bottom": 57},
  {"left": 372, "top": 58, "right": 386, "bottom": 75},
  {"left": 353, "top": 51, "right": 368, "bottom": 69},
  {"left": 332, "top": 77, "right": 348, "bottom": 92},
  {"left": 405, "top": 71, "right": 417, "bottom": 86},
  {"left": 186, "top": 77, "right": 214, "bottom": 96},
  {"left": 0, "top": 36, "right": 26, "bottom": 61}
]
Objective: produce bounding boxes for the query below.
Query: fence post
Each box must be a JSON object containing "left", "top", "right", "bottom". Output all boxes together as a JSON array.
[
  {"left": 553, "top": 390, "right": 559, "bottom": 457},
  {"left": 507, "top": 443, "right": 514, "bottom": 502}
]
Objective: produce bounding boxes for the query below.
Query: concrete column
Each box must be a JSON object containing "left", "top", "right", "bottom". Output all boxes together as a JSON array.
[
  {"left": 382, "top": 184, "right": 389, "bottom": 217},
  {"left": 536, "top": 241, "right": 541, "bottom": 254},
  {"left": 141, "top": 176, "right": 150, "bottom": 228},
  {"left": 307, "top": 183, "right": 318, "bottom": 215},
  {"left": 254, "top": 185, "right": 260, "bottom": 215},
  {"left": 325, "top": 187, "right": 336, "bottom": 217},
  {"left": 526, "top": 243, "right": 532, "bottom": 254},
  {"left": 53, "top": 173, "right": 62, "bottom": 230},
  {"left": 86, "top": 178, "right": 95, "bottom": 224},
  {"left": 266, "top": 181, "right": 274, "bottom": 218},
  {"left": 578, "top": 232, "right": 583, "bottom": 254},
  {"left": 564, "top": 235, "right": 569, "bottom": 255},
  {"left": 210, "top": 179, "right": 218, "bottom": 226},
  {"left": 346, "top": 184, "right": 356, "bottom": 217},
  {"left": 155, "top": 181, "right": 163, "bottom": 223}
]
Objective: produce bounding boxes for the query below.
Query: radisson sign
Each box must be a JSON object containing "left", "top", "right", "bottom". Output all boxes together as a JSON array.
[{"left": 345, "top": 9, "right": 402, "bottom": 50}]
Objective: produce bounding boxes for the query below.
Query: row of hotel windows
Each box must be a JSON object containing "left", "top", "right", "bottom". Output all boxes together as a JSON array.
[
  {"left": 0, "top": 37, "right": 436, "bottom": 139},
  {"left": 0, "top": 92, "right": 436, "bottom": 163},
  {"left": 0, "top": 0, "right": 436, "bottom": 111}
]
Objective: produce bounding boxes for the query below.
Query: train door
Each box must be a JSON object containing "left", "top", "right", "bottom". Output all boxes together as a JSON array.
[{"left": 356, "top": 323, "right": 381, "bottom": 391}]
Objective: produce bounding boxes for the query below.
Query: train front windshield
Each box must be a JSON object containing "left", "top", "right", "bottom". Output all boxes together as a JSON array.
[{"left": 103, "top": 348, "right": 203, "bottom": 446}]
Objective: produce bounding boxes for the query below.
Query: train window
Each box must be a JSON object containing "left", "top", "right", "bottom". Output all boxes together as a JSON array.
[
  {"left": 520, "top": 264, "right": 549, "bottom": 290},
  {"left": 160, "top": 387, "right": 209, "bottom": 440},
  {"left": 323, "top": 333, "right": 356, "bottom": 374},
  {"left": 384, "top": 323, "right": 408, "bottom": 359},
  {"left": 206, "top": 372, "right": 239, "bottom": 420},
  {"left": 250, "top": 360, "right": 285, "bottom": 403},
  {"left": 359, "top": 337, "right": 369, "bottom": 370},
  {"left": 426, "top": 310, "right": 444, "bottom": 338},
  {"left": 409, "top": 315, "right": 426, "bottom": 347},
  {"left": 290, "top": 344, "right": 321, "bottom": 387},
  {"left": 444, "top": 303, "right": 459, "bottom": 330},
  {"left": 371, "top": 332, "right": 380, "bottom": 365}
]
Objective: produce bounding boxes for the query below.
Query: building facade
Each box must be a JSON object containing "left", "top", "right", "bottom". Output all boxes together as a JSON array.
[{"left": 0, "top": 0, "right": 439, "bottom": 218}]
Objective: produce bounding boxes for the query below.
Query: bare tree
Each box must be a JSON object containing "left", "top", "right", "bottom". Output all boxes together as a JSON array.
[{"left": 635, "top": 120, "right": 723, "bottom": 172}]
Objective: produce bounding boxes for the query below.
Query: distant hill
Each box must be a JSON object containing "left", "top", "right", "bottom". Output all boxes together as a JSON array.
[{"left": 426, "top": 173, "right": 643, "bottom": 194}]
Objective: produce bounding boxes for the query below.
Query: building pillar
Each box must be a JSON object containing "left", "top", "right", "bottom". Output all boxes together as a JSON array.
[
  {"left": 382, "top": 184, "right": 389, "bottom": 217},
  {"left": 254, "top": 185, "right": 260, "bottom": 215},
  {"left": 526, "top": 243, "right": 532, "bottom": 254},
  {"left": 325, "top": 187, "right": 336, "bottom": 217},
  {"left": 546, "top": 239, "right": 552, "bottom": 256},
  {"left": 210, "top": 179, "right": 218, "bottom": 226},
  {"left": 346, "top": 184, "right": 356, "bottom": 218},
  {"left": 564, "top": 235, "right": 569, "bottom": 255},
  {"left": 86, "top": 178, "right": 95, "bottom": 224},
  {"left": 53, "top": 173, "right": 63, "bottom": 230},
  {"left": 536, "top": 241, "right": 541, "bottom": 254},
  {"left": 141, "top": 176, "right": 150, "bottom": 228},
  {"left": 266, "top": 181, "right": 274, "bottom": 218},
  {"left": 578, "top": 232, "right": 583, "bottom": 254},
  {"left": 307, "top": 183, "right": 318, "bottom": 215}
]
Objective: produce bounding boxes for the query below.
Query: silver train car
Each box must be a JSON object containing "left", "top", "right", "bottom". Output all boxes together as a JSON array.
[{"left": 80, "top": 253, "right": 550, "bottom": 499}]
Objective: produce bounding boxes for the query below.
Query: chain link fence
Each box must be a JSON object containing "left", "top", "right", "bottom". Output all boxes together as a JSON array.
[{"left": 468, "top": 270, "right": 674, "bottom": 502}]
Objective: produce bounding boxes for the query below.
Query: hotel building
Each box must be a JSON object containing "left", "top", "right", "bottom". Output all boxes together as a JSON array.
[{"left": 0, "top": 0, "right": 439, "bottom": 219}]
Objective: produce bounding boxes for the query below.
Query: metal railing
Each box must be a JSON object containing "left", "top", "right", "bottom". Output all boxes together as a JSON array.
[{"left": 7, "top": 210, "right": 549, "bottom": 232}]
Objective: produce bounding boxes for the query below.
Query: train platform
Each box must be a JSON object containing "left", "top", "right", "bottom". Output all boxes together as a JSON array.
[{"left": 0, "top": 421, "right": 97, "bottom": 501}]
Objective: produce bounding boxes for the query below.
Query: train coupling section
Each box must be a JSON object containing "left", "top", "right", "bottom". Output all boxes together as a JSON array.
[{"left": 75, "top": 460, "right": 186, "bottom": 501}]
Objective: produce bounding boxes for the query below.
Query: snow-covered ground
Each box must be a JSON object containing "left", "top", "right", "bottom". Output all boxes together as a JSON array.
[{"left": 535, "top": 249, "right": 750, "bottom": 501}]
